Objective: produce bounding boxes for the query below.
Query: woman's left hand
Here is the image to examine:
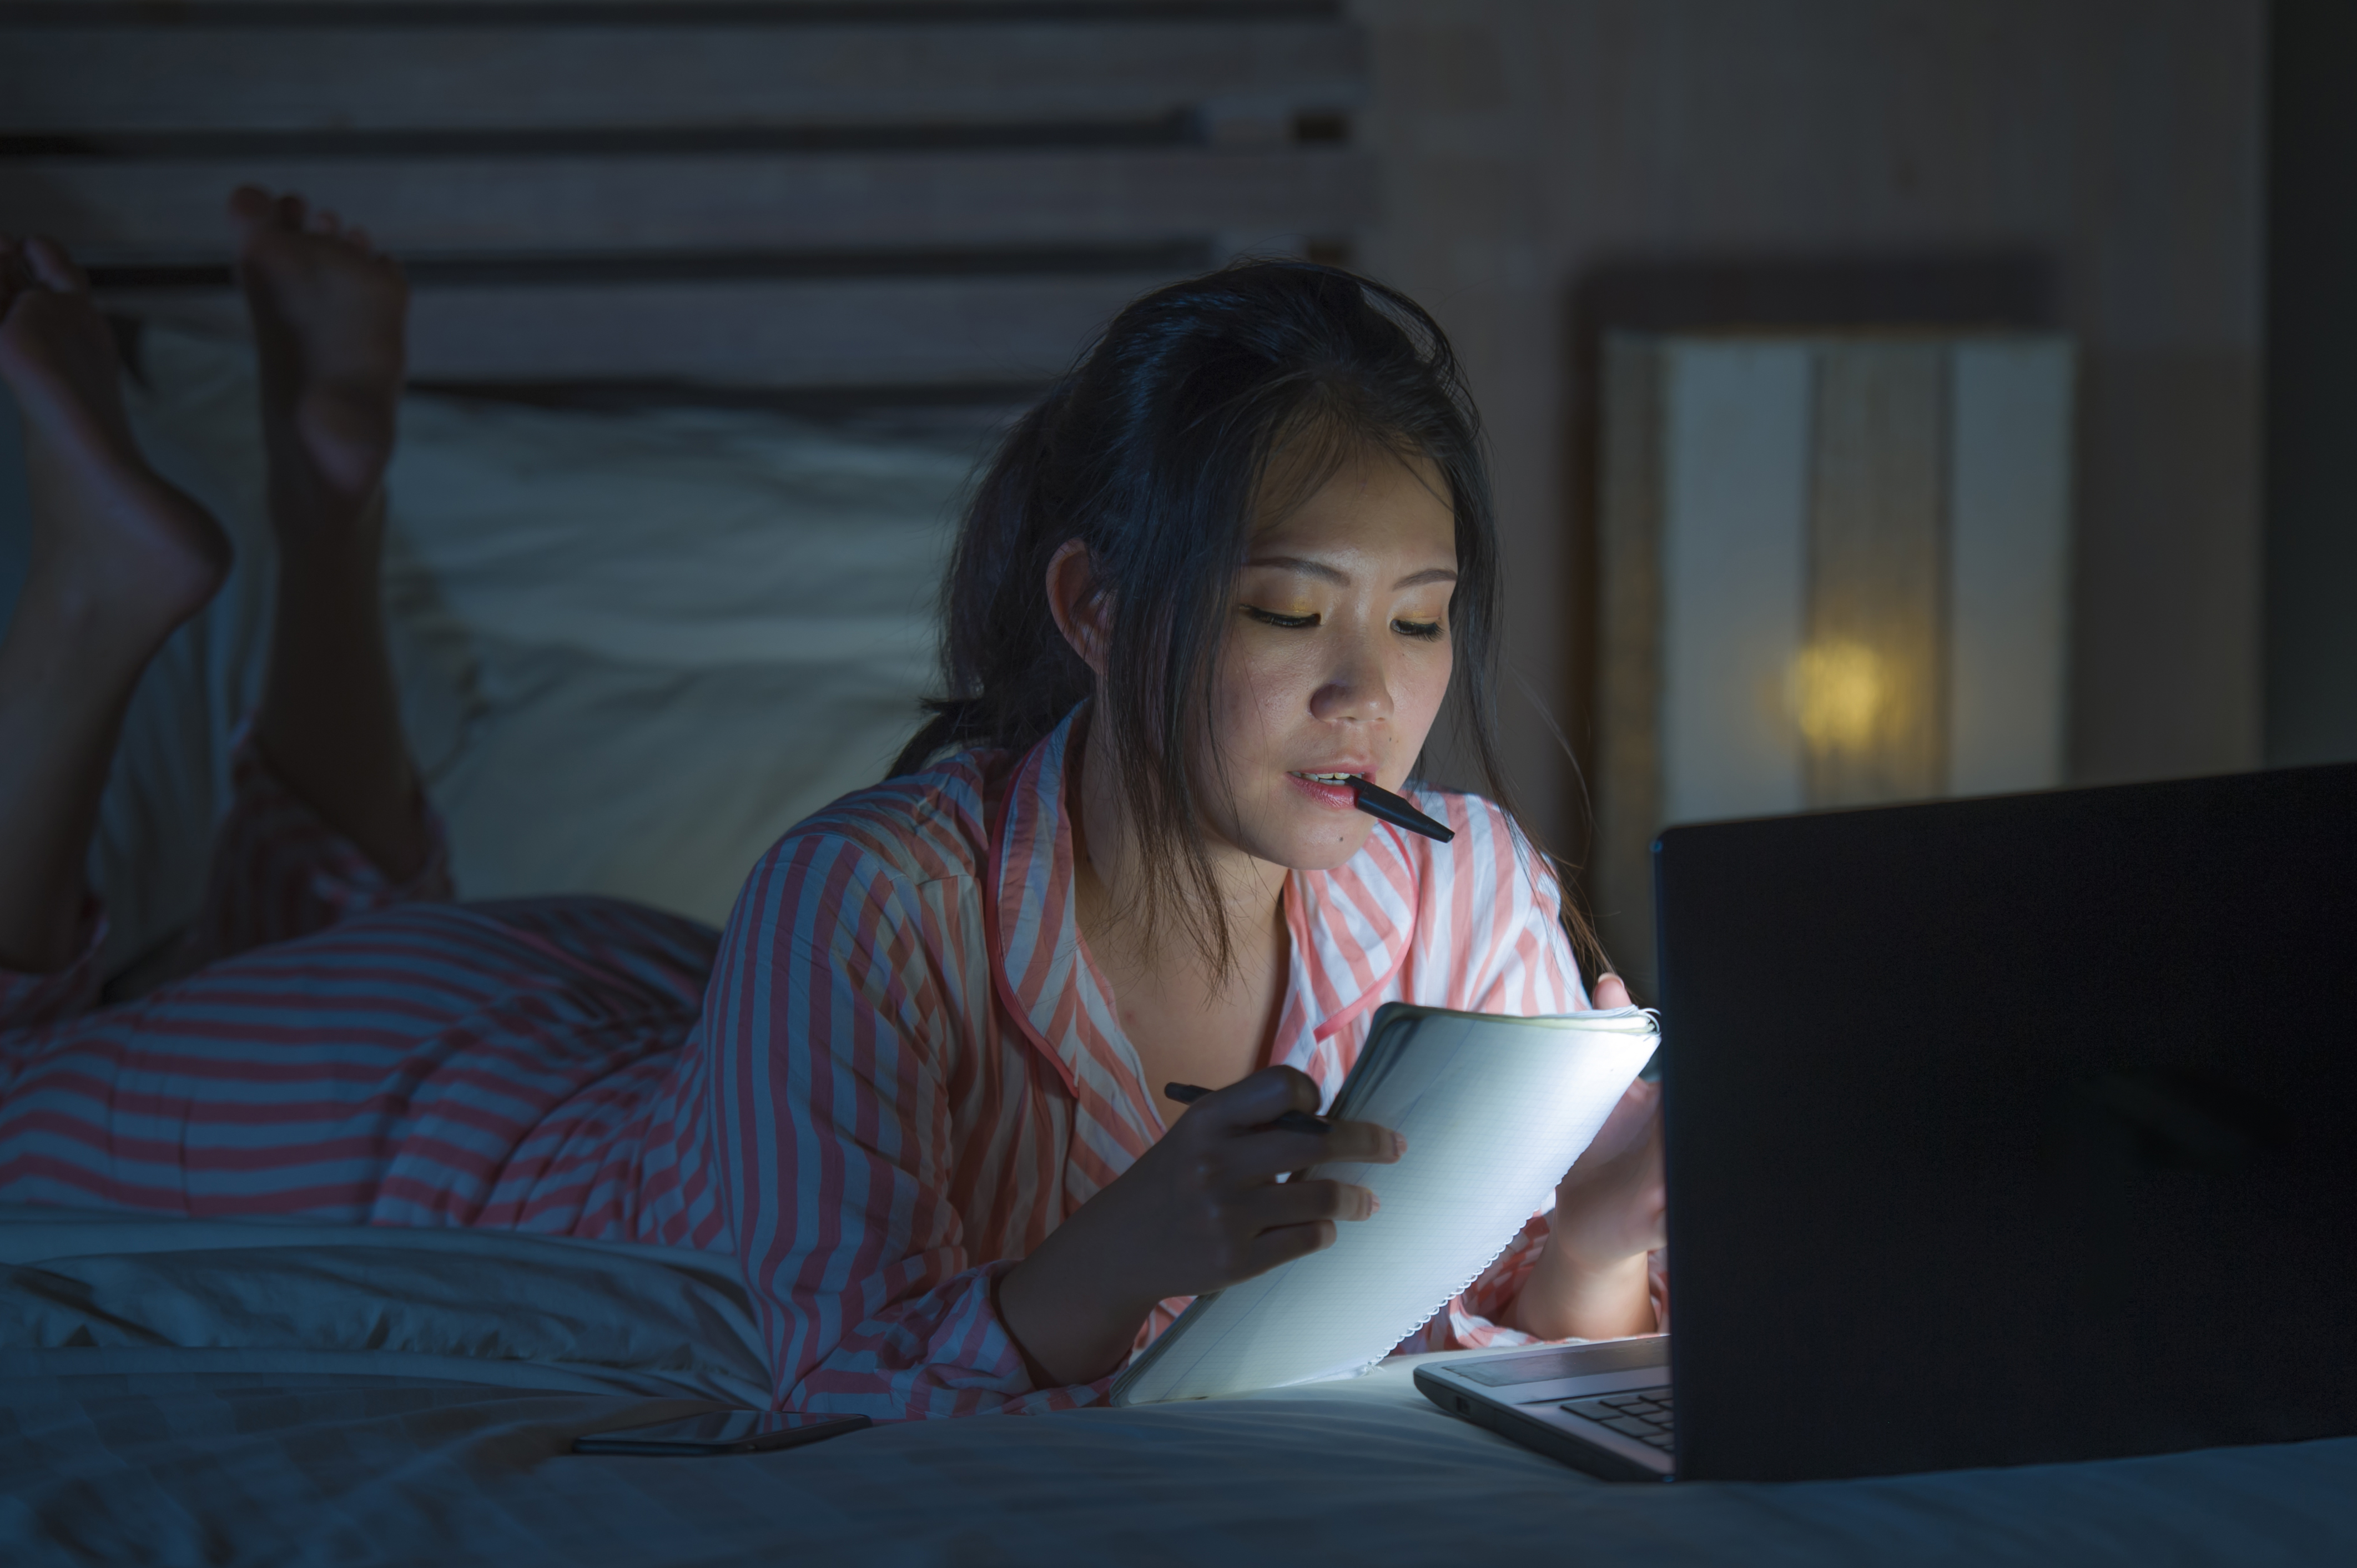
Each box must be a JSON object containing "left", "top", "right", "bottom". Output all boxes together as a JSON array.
[
  {"left": 1504, "top": 973, "right": 1665, "bottom": 1340},
  {"left": 1549, "top": 1072, "right": 1664, "bottom": 1270}
]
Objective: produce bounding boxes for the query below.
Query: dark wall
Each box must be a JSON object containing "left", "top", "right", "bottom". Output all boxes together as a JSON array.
[
  {"left": 2267, "top": 0, "right": 2357, "bottom": 765},
  {"left": 1354, "top": 0, "right": 2265, "bottom": 872}
]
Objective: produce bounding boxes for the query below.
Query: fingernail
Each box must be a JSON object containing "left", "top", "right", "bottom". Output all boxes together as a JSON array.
[
  {"left": 1369, "top": 1193, "right": 1381, "bottom": 1216},
  {"left": 1392, "top": 1131, "right": 1408, "bottom": 1158}
]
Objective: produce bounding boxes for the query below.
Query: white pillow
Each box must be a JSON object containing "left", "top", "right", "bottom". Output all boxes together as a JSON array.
[{"left": 1, "top": 327, "right": 972, "bottom": 976}]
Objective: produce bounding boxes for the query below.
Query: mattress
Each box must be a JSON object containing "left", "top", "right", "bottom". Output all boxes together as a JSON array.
[{"left": 0, "top": 1205, "right": 2349, "bottom": 1567}]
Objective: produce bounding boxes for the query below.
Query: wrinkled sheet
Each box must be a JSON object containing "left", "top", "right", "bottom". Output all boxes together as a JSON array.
[
  {"left": 1, "top": 1208, "right": 2350, "bottom": 1566},
  {"left": 0, "top": 1207, "right": 768, "bottom": 1404}
]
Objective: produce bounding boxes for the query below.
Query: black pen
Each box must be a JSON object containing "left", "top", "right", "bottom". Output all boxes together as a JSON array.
[
  {"left": 1347, "top": 776, "right": 1455, "bottom": 843},
  {"left": 1164, "top": 1082, "right": 1331, "bottom": 1135}
]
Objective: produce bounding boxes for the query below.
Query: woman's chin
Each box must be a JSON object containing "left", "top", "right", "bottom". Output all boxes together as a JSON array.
[{"left": 1240, "top": 814, "right": 1378, "bottom": 873}]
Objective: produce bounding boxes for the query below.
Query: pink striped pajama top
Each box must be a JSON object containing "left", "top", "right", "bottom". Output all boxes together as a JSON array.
[{"left": 0, "top": 708, "right": 1597, "bottom": 1418}]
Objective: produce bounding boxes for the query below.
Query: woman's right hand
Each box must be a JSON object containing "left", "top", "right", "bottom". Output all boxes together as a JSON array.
[{"left": 995, "top": 1065, "right": 1403, "bottom": 1387}]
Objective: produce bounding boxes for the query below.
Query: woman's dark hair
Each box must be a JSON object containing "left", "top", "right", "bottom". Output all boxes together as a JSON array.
[{"left": 891, "top": 259, "right": 1594, "bottom": 975}]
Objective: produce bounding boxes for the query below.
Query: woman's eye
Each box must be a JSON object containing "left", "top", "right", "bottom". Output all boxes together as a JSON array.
[
  {"left": 1393, "top": 618, "right": 1446, "bottom": 641},
  {"left": 1242, "top": 606, "right": 1319, "bottom": 629}
]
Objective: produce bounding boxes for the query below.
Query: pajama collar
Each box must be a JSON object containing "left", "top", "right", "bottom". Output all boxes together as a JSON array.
[{"left": 984, "top": 708, "right": 1422, "bottom": 1146}]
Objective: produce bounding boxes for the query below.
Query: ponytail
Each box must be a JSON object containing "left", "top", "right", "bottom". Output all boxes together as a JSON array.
[{"left": 890, "top": 393, "right": 1094, "bottom": 776}]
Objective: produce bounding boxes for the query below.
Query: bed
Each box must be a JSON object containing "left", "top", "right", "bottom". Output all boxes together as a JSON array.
[
  {"left": 3, "top": 7, "right": 2353, "bottom": 1563},
  {"left": 2, "top": 1206, "right": 2350, "bottom": 1565}
]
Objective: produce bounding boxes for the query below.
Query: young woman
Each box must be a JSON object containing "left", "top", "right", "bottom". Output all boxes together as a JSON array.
[{"left": 0, "top": 191, "right": 1664, "bottom": 1418}]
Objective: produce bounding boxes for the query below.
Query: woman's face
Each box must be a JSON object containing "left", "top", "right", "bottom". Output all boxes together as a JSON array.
[{"left": 1197, "top": 447, "right": 1459, "bottom": 873}]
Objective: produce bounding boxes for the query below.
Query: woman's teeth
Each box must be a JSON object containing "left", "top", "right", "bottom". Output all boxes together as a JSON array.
[{"left": 1296, "top": 772, "right": 1359, "bottom": 783}]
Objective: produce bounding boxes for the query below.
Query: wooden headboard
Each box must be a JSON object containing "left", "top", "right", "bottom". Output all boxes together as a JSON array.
[{"left": 0, "top": 1, "right": 1374, "bottom": 405}]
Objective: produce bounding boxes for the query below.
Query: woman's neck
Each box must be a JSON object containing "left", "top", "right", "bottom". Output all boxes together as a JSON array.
[{"left": 1069, "top": 708, "right": 1286, "bottom": 987}]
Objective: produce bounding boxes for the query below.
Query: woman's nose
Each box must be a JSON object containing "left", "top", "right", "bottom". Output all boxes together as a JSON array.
[{"left": 1309, "top": 633, "right": 1396, "bottom": 724}]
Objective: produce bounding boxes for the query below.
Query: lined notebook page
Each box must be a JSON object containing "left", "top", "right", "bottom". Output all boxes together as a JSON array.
[{"left": 1111, "top": 1004, "right": 1660, "bottom": 1405}]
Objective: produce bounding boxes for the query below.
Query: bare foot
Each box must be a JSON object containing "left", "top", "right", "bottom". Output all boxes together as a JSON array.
[
  {"left": 0, "top": 233, "right": 231, "bottom": 664},
  {"left": 229, "top": 186, "right": 408, "bottom": 535}
]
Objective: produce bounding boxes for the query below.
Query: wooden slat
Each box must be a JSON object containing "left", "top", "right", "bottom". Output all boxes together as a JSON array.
[
  {"left": 1593, "top": 335, "right": 1666, "bottom": 995},
  {"left": 0, "top": 18, "right": 1364, "bottom": 132},
  {"left": 1802, "top": 344, "right": 1950, "bottom": 807},
  {"left": 1947, "top": 339, "right": 2073, "bottom": 796},
  {"left": 1, "top": 148, "right": 1373, "bottom": 257},
  {"left": 0, "top": 1, "right": 1307, "bottom": 14},
  {"left": 98, "top": 273, "right": 1177, "bottom": 385}
]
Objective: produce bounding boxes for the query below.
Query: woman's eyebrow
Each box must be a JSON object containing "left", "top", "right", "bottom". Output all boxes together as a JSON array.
[
  {"left": 1245, "top": 554, "right": 1350, "bottom": 585},
  {"left": 1244, "top": 556, "right": 1459, "bottom": 589}
]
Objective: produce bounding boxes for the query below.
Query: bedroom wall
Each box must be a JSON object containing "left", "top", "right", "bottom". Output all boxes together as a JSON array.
[
  {"left": 1347, "top": 0, "right": 2266, "bottom": 900},
  {"left": 2267, "top": 0, "right": 2357, "bottom": 767}
]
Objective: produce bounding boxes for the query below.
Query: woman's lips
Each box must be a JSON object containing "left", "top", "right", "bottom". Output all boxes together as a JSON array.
[{"left": 1286, "top": 771, "right": 1365, "bottom": 811}]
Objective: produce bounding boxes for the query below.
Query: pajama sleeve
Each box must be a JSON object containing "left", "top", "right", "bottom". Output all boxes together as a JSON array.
[{"left": 702, "top": 825, "right": 1099, "bottom": 1420}]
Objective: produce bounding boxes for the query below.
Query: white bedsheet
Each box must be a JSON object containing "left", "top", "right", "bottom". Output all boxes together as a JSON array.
[
  {"left": 0, "top": 1206, "right": 2349, "bottom": 1567},
  {"left": 0, "top": 329, "right": 976, "bottom": 976}
]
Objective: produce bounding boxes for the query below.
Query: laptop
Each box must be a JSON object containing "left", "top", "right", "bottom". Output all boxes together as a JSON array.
[{"left": 1418, "top": 763, "right": 2357, "bottom": 1482}]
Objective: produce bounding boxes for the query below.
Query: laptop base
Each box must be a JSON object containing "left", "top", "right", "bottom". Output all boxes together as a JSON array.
[{"left": 1414, "top": 1338, "right": 1675, "bottom": 1483}]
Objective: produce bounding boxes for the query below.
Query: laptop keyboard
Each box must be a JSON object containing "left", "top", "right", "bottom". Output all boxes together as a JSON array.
[{"left": 1561, "top": 1387, "right": 1674, "bottom": 1451}]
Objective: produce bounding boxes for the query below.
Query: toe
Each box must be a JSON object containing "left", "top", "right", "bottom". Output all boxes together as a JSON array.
[
  {"left": 228, "top": 184, "right": 276, "bottom": 233},
  {"left": 345, "top": 224, "right": 376, "bottom": 256},
  {"left": 310, "top": 208, "right": 341, "bottom": 236},
  {"left": 275, "top": 193, "right": 309, "bottom": 231},
  {"left": 25, "top": 236, "right": 89, "bottom": 294}
]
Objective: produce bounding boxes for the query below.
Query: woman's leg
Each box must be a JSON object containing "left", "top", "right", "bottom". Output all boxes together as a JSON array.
[
  {"left": 231, "top": 187, "right": 431, "bottom": 884},
  {"left": 0, "top": 236, "right": 231, "bottom": 975}
]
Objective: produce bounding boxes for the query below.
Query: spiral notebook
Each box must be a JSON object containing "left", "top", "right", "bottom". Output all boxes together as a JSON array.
[{"left": 1110, "top": 1001, "right": 1661, "bottom": 1406}]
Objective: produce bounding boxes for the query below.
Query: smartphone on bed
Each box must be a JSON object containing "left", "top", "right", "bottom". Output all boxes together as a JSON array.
[{"left": 572, "top": 1409, "right": 870, "bottom": 1456}]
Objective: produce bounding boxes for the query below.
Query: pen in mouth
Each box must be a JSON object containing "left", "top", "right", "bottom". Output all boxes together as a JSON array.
[{"left": 1346, "top": 776, "right": 1456, "bottom": 843}]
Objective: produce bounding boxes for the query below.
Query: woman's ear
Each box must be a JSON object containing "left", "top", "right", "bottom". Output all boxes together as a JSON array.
[{"left": 1045, "top": 539, "right": 1111, "bottom": 676}]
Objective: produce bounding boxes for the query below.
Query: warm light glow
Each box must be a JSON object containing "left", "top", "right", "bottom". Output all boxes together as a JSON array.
[{"left": 1790, "top": 638, "right": 1888, "bottom": 751}]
